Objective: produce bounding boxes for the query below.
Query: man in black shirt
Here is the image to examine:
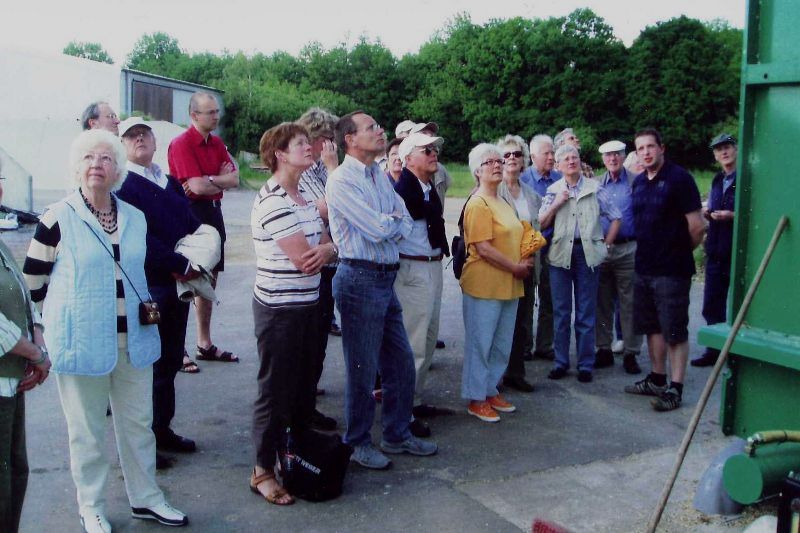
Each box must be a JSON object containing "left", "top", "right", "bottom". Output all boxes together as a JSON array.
[{"left": 625, "top": 129, "right": 704, "bottom": 411}]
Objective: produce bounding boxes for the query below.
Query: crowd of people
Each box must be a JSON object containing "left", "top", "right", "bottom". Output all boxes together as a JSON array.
[{"left": 0, "top": 92, "right": 738, "bottom": 531}]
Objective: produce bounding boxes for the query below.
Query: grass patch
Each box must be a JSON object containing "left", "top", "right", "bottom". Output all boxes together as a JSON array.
[{"left": 238, "top": 158, "right": 270, "bottom": 190}]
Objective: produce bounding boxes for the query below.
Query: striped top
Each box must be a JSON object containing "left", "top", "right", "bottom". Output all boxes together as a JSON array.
[
  {"left": 299, "top": 160, "right": 328, "bottom": 202},
  {"left": 24, "top": 208, "right": 128, "bottom": 351},
  {"left": 251, "top": 178, "right": 323, "bottom": 307},
  {"left": 326, "top": 154, "right": 412, "bottom": 264}
]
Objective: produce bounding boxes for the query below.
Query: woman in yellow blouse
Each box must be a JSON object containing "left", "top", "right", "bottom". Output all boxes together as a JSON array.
[{"left": 460, "top": 143, "right": 534, "bottom": 423}]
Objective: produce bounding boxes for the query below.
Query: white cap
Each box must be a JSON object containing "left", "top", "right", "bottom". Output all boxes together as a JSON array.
[
  {"left": 395, "top": 120, "right": 416, "bottom": 138},
  {"left": 598, "top": 140, "right": 626, "bottom": 154},
  {"left": 398, "top": 132, "right": 444, "bottom": 162},
  {"left": 119, "top": 117, "right": 153, "bottom": 137},
  {"left": 410, "top": 121, "right": 439, "bottom": 135}
]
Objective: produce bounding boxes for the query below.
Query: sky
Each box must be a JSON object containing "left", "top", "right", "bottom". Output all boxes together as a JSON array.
[{"left": 2, "top": 0, "right": 745, "bottom": 63}]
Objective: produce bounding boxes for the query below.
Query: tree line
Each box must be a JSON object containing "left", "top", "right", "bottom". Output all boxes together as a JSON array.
[{"left": 65, "top": 9, "right": 742, "bottom": 168}]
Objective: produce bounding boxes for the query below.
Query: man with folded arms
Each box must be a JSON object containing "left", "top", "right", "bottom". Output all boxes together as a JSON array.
[
  {"left": 168, "top": 92, "right": 239, "bottom": 366},
  {"left": 393, "top": 132, "right": 450, "bottom": 438},
  {"left": 327, "top": 111, "right": 437, "bottom": 470}
]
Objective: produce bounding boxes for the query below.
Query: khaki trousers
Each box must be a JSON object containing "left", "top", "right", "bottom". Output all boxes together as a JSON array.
[
  {"left": 394, "top": 258, "right": 443, "bottom": 403},
  {"left": 56, "top": 352, "right": 164, "bottom": 517},
  {"left": 596, "top": 241, "right": 642, "bottom": 354}
]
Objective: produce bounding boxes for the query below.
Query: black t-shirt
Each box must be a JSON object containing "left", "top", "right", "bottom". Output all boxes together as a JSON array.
[{"left": 632, "top": 160, "right": 702, "bottom": 278}]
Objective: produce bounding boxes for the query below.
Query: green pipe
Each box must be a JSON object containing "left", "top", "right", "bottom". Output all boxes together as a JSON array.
[{"left": 723, "top": 442, "right": 800, "bottom": 504}]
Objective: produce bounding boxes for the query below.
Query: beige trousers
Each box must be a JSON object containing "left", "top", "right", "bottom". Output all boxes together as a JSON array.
[
  {"left": 394, "top": 258, "right": 443, "bottom": 403},
  {"left": 55, "top": 352, "right": 164, "bottom": 517}
]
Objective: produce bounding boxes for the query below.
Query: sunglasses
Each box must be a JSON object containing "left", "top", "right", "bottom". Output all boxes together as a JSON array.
[
  {"left": 503, "top": 150, "right": 524, "bottom": 159},
  {"left": 416, "top": 146, "right": 440, "bottom": 156}
]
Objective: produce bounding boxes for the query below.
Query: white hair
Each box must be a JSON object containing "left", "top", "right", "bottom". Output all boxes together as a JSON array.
[
  {"left": 529, "top": 134, "right": 554, "bottom": 157},
  {"left": 553, "top": 128, "right": 575, "bottom": 149},
  {"left": 69, "top": 129, "right": 127, "bottom": 189},
  {"left": 468, "top": 143, "right": 502, "bottom": 182},
  {"left": 554, "top": 143, "right": 580, "bottom": 164},
  {"left": 495, "top": 134, "right": 530, "bottom": 168}
]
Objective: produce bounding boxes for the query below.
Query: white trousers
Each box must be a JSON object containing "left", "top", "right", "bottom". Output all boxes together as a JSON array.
[
  {"left": 55, "top": 352, "right": 164, "bottom": 517},
  {"left": 394, "top": 258, "right": 443, "bottom": 403}
]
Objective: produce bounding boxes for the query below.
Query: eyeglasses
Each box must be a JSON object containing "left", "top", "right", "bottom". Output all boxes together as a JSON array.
[
  {"left": 123, "top": 130, "right": 150, "bottom": 140},
  {"left": 82, "top": 153, "right": 115, "bottom": 165},
  {"left": 503, "top": 150, "right": 524, "bottom": 159},
  {"left": 195, "top": 109, "right": 221, "bottom": 116},
  {"left": 416, "top": 146, "right": 440, "bottom": 156},
  {"left": 481, "top": 159, "right": 505, "bottom": 167},
  {"left": 103, "top": 113, "right": 119, "bottom": 121},
  {"left": 361, "top": 123, "right": 382, "bottom": 133}
]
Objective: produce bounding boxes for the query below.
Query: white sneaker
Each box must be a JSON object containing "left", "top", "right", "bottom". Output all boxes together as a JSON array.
[
  {"left": 612, "top": 340, "right": 625, "bottom": 353},
  {"left": 80, "top": 513, "right": 112, "bottom": 533},
  {"left": 131, "top": 501, "right": 188, "bottom": 527}
]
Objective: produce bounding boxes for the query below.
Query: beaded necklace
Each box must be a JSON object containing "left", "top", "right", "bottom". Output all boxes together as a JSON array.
[{"left": 80, "top": 188, "right": 118, "bottom": 234}]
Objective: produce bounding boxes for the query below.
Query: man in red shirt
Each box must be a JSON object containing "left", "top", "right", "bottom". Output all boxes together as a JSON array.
[{"left": 168, "top": 91, "right": 240, "bottom": 364}]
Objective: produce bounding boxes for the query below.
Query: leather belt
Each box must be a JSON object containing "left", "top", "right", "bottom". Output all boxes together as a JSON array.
[
  {"left": 340, "top": 258, "right": 400, "bottom": 272},
  {"left": 400, "top": 253, "right": 443, "bottom": 262}
]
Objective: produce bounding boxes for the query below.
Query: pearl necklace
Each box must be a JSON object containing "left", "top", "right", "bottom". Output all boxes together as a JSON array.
[{"left": 80, "top": 189, "right": 118, "bottom": 234}]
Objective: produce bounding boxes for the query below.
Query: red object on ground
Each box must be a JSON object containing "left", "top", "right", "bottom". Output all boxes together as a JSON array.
[{"left": 532, "top": 518, "right": 572, "bottom": 533}]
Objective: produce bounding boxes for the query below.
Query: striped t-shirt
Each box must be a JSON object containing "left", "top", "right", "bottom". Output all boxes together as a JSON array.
[
  {"left": 23, "top": 208, "right": 128, "bottom": 351},
  {"left": 251, "top": 178, "right": 323, "bottom": 307}
]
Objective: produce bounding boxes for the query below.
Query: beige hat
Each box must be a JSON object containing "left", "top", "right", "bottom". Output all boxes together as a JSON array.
[
  {"left": 119, "top": 117, "right": 153, "bottom": 137},
  {"left": 598, "top": 140, "right": 626, "bottom": 154},
  {"left": 395, "top": 120, "right": 416, "bottom": 138},
  {"left": 398, "top": 132, "right": 444, "bottom": 162},
  {"left": 410, "top": 121, "right": 439, "bottom": 135}
]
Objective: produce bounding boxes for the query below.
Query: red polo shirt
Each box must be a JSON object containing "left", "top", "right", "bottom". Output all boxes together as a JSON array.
[{"left": 167, "top": 125, "right": 232, "bottom": 201}]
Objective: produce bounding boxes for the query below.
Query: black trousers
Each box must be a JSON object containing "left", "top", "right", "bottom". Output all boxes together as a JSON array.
[
  {"left": 505, "top": 273, "right": 536, "bottom": 379},
  {"left": 0, "top": 392, "right": 27, "bottom": 533},
  {"left": 702, "top": 257, "right": 731, "bottom": 356},
  {"left": 314, "top": 266, "right": 337, "bottom": 391},
  {"left": 149, "top": 284, "right": 190, "bottom": 435},
  {"left": 252, "top": 299, "right": 318, "bottom": 469}
]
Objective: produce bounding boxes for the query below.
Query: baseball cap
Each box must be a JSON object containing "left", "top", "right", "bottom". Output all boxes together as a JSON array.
[
  {"left": 398, "top": 132, "right": 444, "bottom": 162},
  {"left": 710, "top": 133, "right": 736, "bottom": 149},
  {"left": 410, "top": 121, "right": 439, "bottom": 135},
  {"left": 119, "top": 117, "right": 153, "bottom": 137},
  {"left": 395, "top": 120, "right": 416, "bottom": 138}
]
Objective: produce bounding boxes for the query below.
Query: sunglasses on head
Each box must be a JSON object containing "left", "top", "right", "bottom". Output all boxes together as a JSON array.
[{"left": 503, "top": 150, "right": 524, "bottom": 159}]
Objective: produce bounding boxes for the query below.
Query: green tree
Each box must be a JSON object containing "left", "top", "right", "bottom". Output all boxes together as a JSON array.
[
  {"left": 626, "top": 17, "right": 741, "bottom": 167},
  {"left": 126, "top": 32, "right": 184, "bottom": 75},
  {"left": 63, "top": 41, "right": 113, "bottom": 64}
]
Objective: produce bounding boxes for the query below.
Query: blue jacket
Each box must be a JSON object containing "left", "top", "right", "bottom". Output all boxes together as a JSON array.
[
  {"left": 705, "top": 170, "right": 736, "bottom": 263},
  {"left": 42, "top": 191, "right": 160, "bottom": 375},
  {"left": 117, "top": 171, "right": 201, "bottom": 287}
]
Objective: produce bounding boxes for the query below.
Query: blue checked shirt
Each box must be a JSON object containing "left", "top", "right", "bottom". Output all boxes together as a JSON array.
[{"left": 326, "top": 155, "right": 412, "bottom": 264}]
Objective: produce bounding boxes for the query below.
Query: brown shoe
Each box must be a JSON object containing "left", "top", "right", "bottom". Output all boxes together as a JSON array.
[
  {"left": 487, "top": 394, "right": 516, "bottom": 413},
  {"left": 249, "top": 468, "right": 294, "bottom": 505}
]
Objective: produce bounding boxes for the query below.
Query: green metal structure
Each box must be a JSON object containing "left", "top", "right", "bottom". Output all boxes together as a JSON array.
[{"left": 697, "top": 0, "right": 800, "bottom": 439}]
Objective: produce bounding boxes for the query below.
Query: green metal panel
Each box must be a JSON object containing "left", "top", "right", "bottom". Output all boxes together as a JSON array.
[{"left": 699, "top": 0, "right": 800, "bottom": 439}]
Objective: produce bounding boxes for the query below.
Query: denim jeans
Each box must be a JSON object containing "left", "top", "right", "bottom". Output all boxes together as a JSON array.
[
  {"left": 461, "top": 294, "right": 518, "bottom": 400},
  {"left": 333, "top": 262, "right": 414, "bottom": 447},
  {"left": 0, "top": 392, "right": 27, "bottom": 532},
  {"left": 550, "top": 244, "right": 599, "bottom": 372}
]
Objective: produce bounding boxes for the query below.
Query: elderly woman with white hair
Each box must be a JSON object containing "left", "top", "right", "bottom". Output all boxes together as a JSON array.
[
  {"left": 538, "top": 144, "right": 621, "bottom": 383},
  {"left": 460, "top": 143, "right": 535, "bottom": 423},
  {"left": 495, "top": 134, "right": 542, "bottom": 393},
  {"left": 23, "top": 129, "right": 187, "bottom": 532}
]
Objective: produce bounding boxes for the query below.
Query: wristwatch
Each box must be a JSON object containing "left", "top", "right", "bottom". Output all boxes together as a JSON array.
[{"left": 207, "top": 175, "right": 215, "bottom": 184}]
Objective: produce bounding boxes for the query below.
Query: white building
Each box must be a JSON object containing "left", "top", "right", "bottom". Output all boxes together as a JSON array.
[{"left": 0, "top": 46, "right": 224, "bottom": 212}]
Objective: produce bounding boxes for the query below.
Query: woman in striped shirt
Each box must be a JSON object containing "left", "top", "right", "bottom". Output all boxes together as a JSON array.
[
  {"left": 249, "top": 123, "right": 337, "bottom": 505},
  {"left": 23, "top": 129, "right": 187, "bottom": 532}
]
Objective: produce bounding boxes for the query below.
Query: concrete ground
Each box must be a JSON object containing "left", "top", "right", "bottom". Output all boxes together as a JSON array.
[{"left": 5, "top": 188, "right": 759, "bottom": 532}]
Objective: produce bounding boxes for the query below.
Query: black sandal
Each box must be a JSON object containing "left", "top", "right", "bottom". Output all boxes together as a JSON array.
[{"left": 196, "top": 344, "right": 239, "bottom": 362}]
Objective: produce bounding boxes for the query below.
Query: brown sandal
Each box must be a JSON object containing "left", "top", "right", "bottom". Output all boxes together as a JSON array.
[{"left": 249, "top": 468, "right": 295, "bottom": 505}]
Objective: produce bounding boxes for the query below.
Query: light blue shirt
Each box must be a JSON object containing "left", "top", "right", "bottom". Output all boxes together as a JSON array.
[
  {"left": 599, "top": 168, "right": 636, "bottom": 240},
  {"left": 326, "top": 155, "right": 413, "bottom": 264}
]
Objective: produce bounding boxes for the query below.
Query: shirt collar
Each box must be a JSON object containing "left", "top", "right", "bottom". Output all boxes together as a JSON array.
[
  {"left": 187, "top": 124, "right": 213, "bottom": 146},
  {"left": 533, "top": 167, "right": 555, "bottom": 182},
  {"left": 126, "top": 160, "right": 163, "bottom": 181}
]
